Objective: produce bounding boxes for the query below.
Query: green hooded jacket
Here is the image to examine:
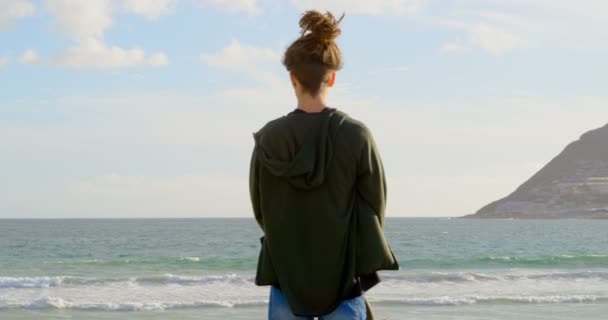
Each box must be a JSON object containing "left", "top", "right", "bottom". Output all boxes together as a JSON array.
[{"left": 249, "top": 107, "right": 399, "bottom": 316}]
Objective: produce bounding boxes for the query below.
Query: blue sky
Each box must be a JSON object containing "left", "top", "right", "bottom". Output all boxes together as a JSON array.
[{"left": 1, "top": 0, "right": 607, "bottom": 218}]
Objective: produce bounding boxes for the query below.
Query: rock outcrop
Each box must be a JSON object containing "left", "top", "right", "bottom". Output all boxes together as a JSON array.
[{"left": 464, "top": 123, "right": 608, "bottom": 219}]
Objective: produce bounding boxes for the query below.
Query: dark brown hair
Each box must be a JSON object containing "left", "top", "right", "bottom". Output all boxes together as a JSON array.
[{"left": 282, "top": 10, "right": 345, "bottom": 97}]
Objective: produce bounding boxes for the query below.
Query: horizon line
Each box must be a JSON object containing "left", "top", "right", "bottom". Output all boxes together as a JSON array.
[{"left": 0, "top": 216, "right": 459, "bottom": 220}]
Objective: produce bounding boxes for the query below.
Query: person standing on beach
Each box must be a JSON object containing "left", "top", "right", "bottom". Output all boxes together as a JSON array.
[{"left": 249, "top": 10, "right": 399, "bottom": 320}]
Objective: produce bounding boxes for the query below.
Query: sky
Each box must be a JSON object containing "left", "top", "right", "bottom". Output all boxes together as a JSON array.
[{"left": 1, "top": 0, "right": 607, "bottom": 218}]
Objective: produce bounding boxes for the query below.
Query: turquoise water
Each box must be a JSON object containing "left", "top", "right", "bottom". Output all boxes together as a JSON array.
[{"left": 1, "top": 218, "right": 608, "bottom": 319}]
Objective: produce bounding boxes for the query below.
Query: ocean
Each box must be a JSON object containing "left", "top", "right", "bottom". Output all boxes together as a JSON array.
[{"left": 1, "top": 218, "right": 607, "bottom": 319}]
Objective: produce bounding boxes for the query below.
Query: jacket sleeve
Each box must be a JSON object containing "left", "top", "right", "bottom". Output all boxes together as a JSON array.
[
  {"left": 356, "top": 126, "right": 387, "bottom": 227},
  {"left": 249, "top": 146, "right": 264, "bottom": 231}
]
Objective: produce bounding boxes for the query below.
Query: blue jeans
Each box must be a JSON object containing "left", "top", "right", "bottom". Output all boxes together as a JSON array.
[{"left": 268, "top": 286, "right": 366, "bottom": 320}]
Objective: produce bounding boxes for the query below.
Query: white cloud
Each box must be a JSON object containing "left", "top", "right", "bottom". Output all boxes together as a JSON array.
[
  {"left": 45, "top": 0, "right": 168, "bottom": 69},
  {"left": 0, "top": 0, "right": 35, "bottom": 31},
  {"left": 380, "top": 66, "right": 409, "bottom": 72},
  {"left": 200, "top": 39, "right": 283, "bottom": 85},
  {"left": 45, "top": 0, "right": 112, "bottom": 40},
  {"left": 19, "top": 49, "right": 38, "bottom": 64},
  {"left": 492, "top": 0, "right": 608, "bottom": 20},
  {"left": 62, "top": 173, "right": 249, "bottom": 217},
  {"left": 440, "top": 43, "right": 471, "bottom": 54},
  {"left": 367, "top": 66, "right": 410, "bottom": 76},
  {"left": 291, "top": 0, "right": 428, "bottom": 16},
  {"left": 440, "top": 25, "right": 528, "bottom": 56},
  {"left": 0, "top": 57, "right": 8, "bottom": 67},
  {"left": 439, "top": 0, "right": 608, "bottom": 55},
  {"left": 148, "top": 52, "right": 169, "bottom": 66},
  {"left": 198, "top": 0, "right": 258, "bottom": 15},
  {"left": 200, "top": 39, "right": 279, "bottom": 70},
  {"left": 469, "top": 24, "right": 528, "bottom": 55},
  {"left": 437, "top": 11, "right": 530, "bottom": 55},
  {"left": 123, "top": 0, "right": 177, "bottom": 19},
  {"left": 54, "top": 39, "right": 168, "bottom": 69}
]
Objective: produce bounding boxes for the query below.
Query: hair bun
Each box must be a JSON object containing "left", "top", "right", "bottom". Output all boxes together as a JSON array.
[{"left": 299, "top": 10, "right": 345, "bottom": 43}]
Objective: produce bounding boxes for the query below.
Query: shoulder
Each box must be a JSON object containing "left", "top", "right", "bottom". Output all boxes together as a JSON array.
[
  {"left": 259, "top": 115, "right": 287, "bottom": 132},
  {"left": 254, "top": 115, "right": 289, "bottom": 140},
  {"left": 338, "top": 111, "right": 375, "bottom": 142}
]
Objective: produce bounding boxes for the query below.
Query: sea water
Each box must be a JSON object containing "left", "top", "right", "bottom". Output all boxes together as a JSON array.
[{"left": 1, "top": 218, "right": 607, "bottom": 319}]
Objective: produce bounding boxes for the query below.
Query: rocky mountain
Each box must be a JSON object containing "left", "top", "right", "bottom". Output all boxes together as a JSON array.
[{"left": 464, "top": 123, "right": 608, "bottom": 219}]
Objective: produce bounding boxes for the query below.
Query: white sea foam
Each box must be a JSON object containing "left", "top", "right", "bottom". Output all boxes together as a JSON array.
[
  {"left": 3, "top": 271, "right": 608, "bottom": 289},
  {"left": 380, "top": 270, "right": 608, "bottom": 283},
  {"left": 2, "top": 270, "right": 608, "bottom": 312},
  {"left": 369, "top": 295, "right": 604, "bottom": 306},
  {"left": 0, "top": 274, "right": 253, "bottom": 288},
  {"left": 0, "top": 295, "right": 605, "bottom": 311},
  {"left": 132, "top": 273, "right": 253, "bottom": 285},
  {"left": 1, "top": 297, "right": 267, "bottom": 311},
  {"left": 180, "top": 257, "right": 201, "bottom": 262},
  {"left": 164, "top": 273, "right": 237, "bottom": 282},
  {"left": 0, "top": 276, "right": 66, "bottom": 288},
  {"left": 487, "top": 256, "right": 513, "bottom": 261}
]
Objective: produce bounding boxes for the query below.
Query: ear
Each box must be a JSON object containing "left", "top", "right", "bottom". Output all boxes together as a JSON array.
[
  {"left": 328, "top": 72, "right": 336, "bottom": 87},
  {"left": 290, "top": 72, "right": 298, "bottom": 87}
]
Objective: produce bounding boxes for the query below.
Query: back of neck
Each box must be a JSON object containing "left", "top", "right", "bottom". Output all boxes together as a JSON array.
[{"left": 297, "top": 96, "right": 329, "bottom": 113}]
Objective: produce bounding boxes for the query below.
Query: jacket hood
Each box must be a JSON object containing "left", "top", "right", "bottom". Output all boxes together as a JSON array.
[{"left": 252, "top": 108, "right": 348, "bottom": 189}]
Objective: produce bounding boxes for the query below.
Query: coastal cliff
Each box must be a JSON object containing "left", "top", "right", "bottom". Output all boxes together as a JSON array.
[{"left": 464, "top": 123, "right": 608, "bottom": 219}]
